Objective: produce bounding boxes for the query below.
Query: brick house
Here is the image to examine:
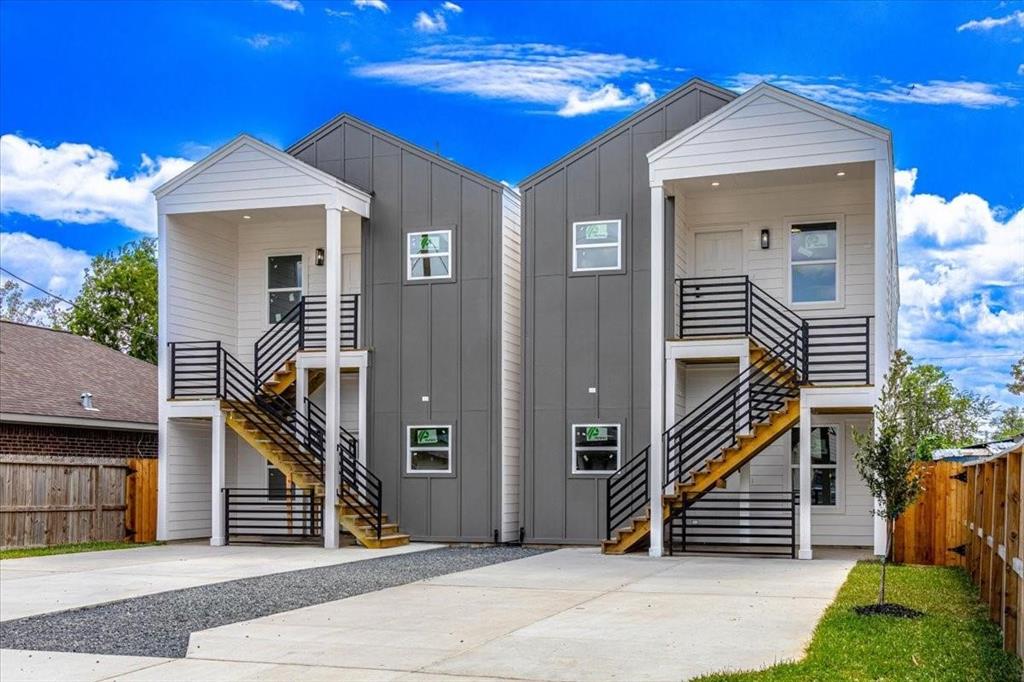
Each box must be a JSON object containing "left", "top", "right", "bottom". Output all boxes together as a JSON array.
[{"left": 0, "top": 322, "right": 158, "bottom": 458}]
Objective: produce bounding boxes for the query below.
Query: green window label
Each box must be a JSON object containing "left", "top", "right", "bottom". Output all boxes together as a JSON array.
[{"left": 415, "top": 428, "right": 439, "bottom": 445}]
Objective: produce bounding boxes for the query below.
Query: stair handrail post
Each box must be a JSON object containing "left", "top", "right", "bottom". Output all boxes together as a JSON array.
[
  {"left": 682, "top": 501, "right": 688, "bottom": 554},
  {"left": 864, "top": 315, "right": 871, "bottom": 385},
  {"left": 677, "top": 279, "right": 684, "bottom": 338},
  {"left": 169, "top": 342, "right": 177, "bottom": 399},
  {"left": 298, "top": 296, "right": 306, "bottom": 351},
  {"left": 790, "top": 490, "right": 797, "bottom": 559},
  {"left": 800, "top": 321, "right": 810, "bottom": 384},
  {"left": 744, "top": 275, "right": 752, "bottom": 337},
  {"left": 215, "top": 341, "right": 222, "bottom": 399},
  {"left": 223, "top": 487, "right": 230, "bottom": 546}
]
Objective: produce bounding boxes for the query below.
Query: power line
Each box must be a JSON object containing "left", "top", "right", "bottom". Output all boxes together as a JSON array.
[{"left": 0, "top": 266, "right": 158, "bottom": 342}]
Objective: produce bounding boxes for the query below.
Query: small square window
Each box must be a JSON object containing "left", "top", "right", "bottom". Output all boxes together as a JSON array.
[
  {"left": 407, "top": 425, "right": 452, "bottom": 473},
  {"left": 407, "top": 230, "right": 453, "bottom": 281},
  {"left": 572, "top": 424, "right": 620, "bottom": 474},
  {"left": 572, "top": 220, "right": 622, "bottom": 272}
]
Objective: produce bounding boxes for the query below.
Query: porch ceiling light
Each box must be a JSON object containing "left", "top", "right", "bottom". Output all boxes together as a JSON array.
[
  {"left": 315, "top": 247, "right": 325, "bottom": 267},
  {"left": 711, "top": 181, "right": 720, "bottom": 187},
  {"left": 835, "top": 171, "right": 846, "bottom": 177},
  {"left": 242, "top": 214, "right": 251, "bottom": 220}
]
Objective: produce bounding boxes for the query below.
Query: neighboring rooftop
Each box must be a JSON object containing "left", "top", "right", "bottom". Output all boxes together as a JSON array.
[{"left": 0, "top": 321, "right": 157, "bottom": 428}]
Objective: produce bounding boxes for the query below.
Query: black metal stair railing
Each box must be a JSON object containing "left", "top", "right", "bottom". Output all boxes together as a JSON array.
[
  {"left": 663, "top": 334, "right": 802, "bottom": 487},
  {"left": 605, "top": 446, "right": 650, "bottom": 541},
  {"left": 169, "top": 341, "right": 324, "bottom": 481},
  {"left": 223, "top": 487, "right": 322, "bottom": 545},
  {"left": 666, "top": 491, "right": 798, "bottom": 557},
  {"left": 305, "top": 399, "right": 384, "bottom": 540},
  {"left": 253, "top": 294, "right": 361, "bottom": 386},
  {"left": 676, "top": 275, "right": 872, "bottom": 385}
]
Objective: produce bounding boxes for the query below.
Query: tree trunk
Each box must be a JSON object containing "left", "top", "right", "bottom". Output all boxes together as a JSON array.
[{"left": 879, "top": 518, "right": 893, "bottom": 606}]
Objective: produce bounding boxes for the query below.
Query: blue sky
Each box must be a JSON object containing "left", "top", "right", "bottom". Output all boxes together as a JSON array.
[{"left": 0, "top": 0, "right": 1021, "bottom": 410}]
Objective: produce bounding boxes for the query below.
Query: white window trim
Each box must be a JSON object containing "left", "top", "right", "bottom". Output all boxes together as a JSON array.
[
  {"left": 788, "top": 423, "right": 844, "bottom": 512},
  {"left": 407, "top": 229, "right": 454, "bottom": 281},
  {"left": 406, "top": 424, "right": 453, "bottom": 474},
  {"left": 570, "top": 422, "right": 622, "bottom": 475},
  {"left": 784, "top": 215, "right": 845, "bottom": 310},
  {"left": 265, "top": 252, "right": 306, "bottom": 326},
  {"left": 571, "top": 219, "right": 622, "bottom": 273}
]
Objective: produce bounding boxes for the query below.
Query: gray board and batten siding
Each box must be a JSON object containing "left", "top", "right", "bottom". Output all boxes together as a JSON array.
[
  {"left": 518, "top": 79, "right": 736, "bottom": 543},
  {"left": 288, "top": 115, "right": 509, "bottom": 542}
]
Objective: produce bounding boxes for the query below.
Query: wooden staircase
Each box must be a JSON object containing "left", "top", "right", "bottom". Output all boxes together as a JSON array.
[
  {"left": 602, "top": 396, "right": 799, "bottom": 554},
  {"left": 262, "top": 360, "right": 325, "bottom": 398},
  {"left": 222, "top": 400, "right": 324, "bottom": 494},
  {"left": 338, "top": 499, "right": 410, "bottom": 548}
]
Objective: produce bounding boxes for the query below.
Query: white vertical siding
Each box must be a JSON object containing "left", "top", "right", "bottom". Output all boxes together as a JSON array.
[
  {"left": 164, "top": 419, "right": 212, "bottom": 540},
  {"left": 501, "top": 188, "right": 523, "bottom": 542},
  {"left": 165, "top": 215, "right": 238, "bottom": 353}
]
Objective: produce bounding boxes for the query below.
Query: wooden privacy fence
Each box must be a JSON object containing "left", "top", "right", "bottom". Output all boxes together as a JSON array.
[
  {"left": 893, "top": 460, "right": 968, "bottom": 567},
  {"left": 0, "top": 455, "right": 158, "bottom": 548}
]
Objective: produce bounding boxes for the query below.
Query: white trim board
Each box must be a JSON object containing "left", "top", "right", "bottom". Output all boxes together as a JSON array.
[{"left": 0, "top": 413, "right": 158, "bottom": 432}]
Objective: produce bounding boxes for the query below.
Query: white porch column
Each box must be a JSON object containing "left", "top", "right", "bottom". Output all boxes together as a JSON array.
[
  {"left": 358, "top": 363, "right": 368, "bottom": 467},
  {"left": 324, "top": 207, "right": 343, "bottom": 548},
  {"left": 210, "top": 410, "right": 226, "bottom": 546},
  {"left": 156, "top": 212, "right": 170, "bottom": 542},
  {"left": 649, "top": 184, "right": 666, "bottom": 557},
  {"left": 296, "top": 368, "right": 309, "bottom": 420},
  {"left": 798, "top": 402, "right": 813, "bottom": 559},
  {"left": 873, "top": 158, "right": 891, "bottom": 386}
]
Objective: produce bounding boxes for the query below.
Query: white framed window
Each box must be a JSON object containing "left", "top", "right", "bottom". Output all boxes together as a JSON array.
[
  {"left": 572, "top": 219, "right": 622, "bottom": 272},
  {"left": 788, "top": 220, "right": 840, "bottom": 305},
  {"left": 267, "top": 254, "right": 303, "bottom": 323},
  {"left": 407, "top": 425, "right": 452, "bottom": 473},
  {"left": 407, "top": 230, "right": 453, "bottom": 281},
  {"left": 790, "top": 425, "right": 839, "bottom": 507},
  {"left": 571, "top": 423, "right": 621, "bottom": 474}
]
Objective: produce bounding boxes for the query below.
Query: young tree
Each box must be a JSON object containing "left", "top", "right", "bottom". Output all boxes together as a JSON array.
[
  {"left": 900, "top": 352, "right": 991, "bottom": 457},
  {"left": 853, "top": 350, "right": 923, "bottom": 606},
  {"left": 64, "top": 239, "right": 157, "bottom": 363},
  {"left": 994, "top": 406, "right": 1024, "bottom": 441},
  {"left": 0, "top": 280, "right": 67, "bottom": 326}
]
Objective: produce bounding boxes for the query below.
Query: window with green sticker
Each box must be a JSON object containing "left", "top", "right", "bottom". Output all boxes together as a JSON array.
[
  {"left": 571, "top": 423, "right": 620, "bottom": 474},
  {"left": 407, "top": 229, "right": 453, "bottom": 281},
  {"left": 407, "top": 425, "right": 452, "bottom": 473},
  {"left": 572, "top": 219, "right": 622, "bottom": 272}
]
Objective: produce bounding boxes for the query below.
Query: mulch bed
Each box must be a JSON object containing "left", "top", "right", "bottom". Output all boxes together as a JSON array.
[{"left": 853, "top": 602, "right": 924, "bottom": 618}]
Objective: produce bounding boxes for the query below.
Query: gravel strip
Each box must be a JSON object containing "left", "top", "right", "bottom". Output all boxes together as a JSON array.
[{"left": 0, "top": 545, "right": 546, "bottom": 658}]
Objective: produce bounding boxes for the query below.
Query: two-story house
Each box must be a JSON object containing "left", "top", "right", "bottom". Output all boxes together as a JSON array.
[{"left": 157, "top": 78, "right": 896, "bottom": 561}]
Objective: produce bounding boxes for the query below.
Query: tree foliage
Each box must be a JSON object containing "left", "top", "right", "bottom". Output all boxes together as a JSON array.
[
  {"left": 63, "top": 239, "right": 157, "bottom": 363},
  {"left": 0, "top": 280, "right": 66, "bottom": 326},
  {"left": 852, "top": 350, "right": 923, "bottom": 605},
  {"left": 899, "top": 350, "right": 992, "bottom": 457},
  {"left": 1010, "top": 356, "right": 1024, "bottom": 397}
]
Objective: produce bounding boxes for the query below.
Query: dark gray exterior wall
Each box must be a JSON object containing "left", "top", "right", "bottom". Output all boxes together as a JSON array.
[
  {"left": 289, "top": 117, "right": 504, "bottom": 542},
  {"left": 519, "top": 80, "right": 735, "bottom": 544}
]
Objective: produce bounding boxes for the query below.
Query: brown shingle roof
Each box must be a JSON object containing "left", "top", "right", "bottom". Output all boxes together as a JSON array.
[{"left": 0, "top": 322, "right": 157, "bottom": 427}]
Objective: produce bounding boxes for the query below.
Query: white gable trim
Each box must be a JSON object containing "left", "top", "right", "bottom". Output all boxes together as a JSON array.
[
  {"left": 651, "top": 82, "right": 892, "bottom": 186},
  {"left": 154, "top": 133, "right": 371, "bottom": 217}
]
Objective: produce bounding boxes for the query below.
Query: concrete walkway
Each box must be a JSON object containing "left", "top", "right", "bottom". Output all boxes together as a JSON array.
[
  {"left": 4, "top": 548, "right": 860, "bottom": 681},
  {"left": 0, "top": 541, "right": 438, "bottom": 622}
]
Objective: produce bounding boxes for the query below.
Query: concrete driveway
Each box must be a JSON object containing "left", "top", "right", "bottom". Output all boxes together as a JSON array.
[
  {"left": 4, "top": 547, "right": 860, "bottom": 681},
  {"left": 0, "top": 541, "right": 438, "bottom": 622}
]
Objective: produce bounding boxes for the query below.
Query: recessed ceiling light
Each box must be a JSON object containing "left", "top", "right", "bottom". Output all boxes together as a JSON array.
[
  {"left": 711, "top": 181, "right": 720, "bottom": 187},
  {"left": 835, "top": 171, "right": 846, "bottom": 177},
  {"left": 242, "top": 215, "right": 251, "bottom": 220}
]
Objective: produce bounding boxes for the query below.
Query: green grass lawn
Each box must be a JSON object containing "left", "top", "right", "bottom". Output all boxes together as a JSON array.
[
  {"left": 700, "top": 561, "right": 1021, "bottom": 681},
  {"left": 0, "top": 540, "right": 161, "bottom": 560}
]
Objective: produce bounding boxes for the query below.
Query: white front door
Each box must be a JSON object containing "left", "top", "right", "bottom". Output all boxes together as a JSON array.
[{"left": 694, "top": 230, "right": 743, "bottom": 278}]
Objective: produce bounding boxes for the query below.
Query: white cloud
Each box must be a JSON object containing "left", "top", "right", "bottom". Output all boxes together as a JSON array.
[
  {"left": 414, "top": 10, "right": 447, "bottom": 33},
  {"left": 896, "top": 168, "right": 1024, "bottom": 407},
  {"left": 441, "top": 1, "right": 462, "bottom": 13},
  {"left": 268, "top": 0, "right": 303, "bottom": 10},
  {"left": 354, "top": 42, "right": 658, "bottom": 116},
  {"left": 726, "top": 73, "right": 1017, "bottom": 111},
  {"left": 325, "top": 7, "right": 352, "bottom": 18},
  {"left": 0, "top": 232, "right": 91, "bottom": 301},
  {"left": 353, "top": 0, "right": 389, "bottom": 12},
  {"left": 559, "top": 82, "right": 656, "bottom": 117},
  {"left": 0, "top": 134, "right": 193, "bottom": 235},
  {"left": 1018, "top": 64, "right": 1024, "bottom": 76},
  {"left": 246, "top": 33, "right": 287, "bottom": 49},
  {"left": 957, "top": 9, "right": 1024, "bottom": 32}
]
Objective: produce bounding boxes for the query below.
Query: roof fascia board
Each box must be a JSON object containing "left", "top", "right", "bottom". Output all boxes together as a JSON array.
[
  {"left": 518, "top": 78, "right": 738, "bottom": 190},
  {"left": 286, "top": 113, "right": 505, "bottom": 193},
  {"left": 1, "top": 413, "right": 158, "bottom": 432}
]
